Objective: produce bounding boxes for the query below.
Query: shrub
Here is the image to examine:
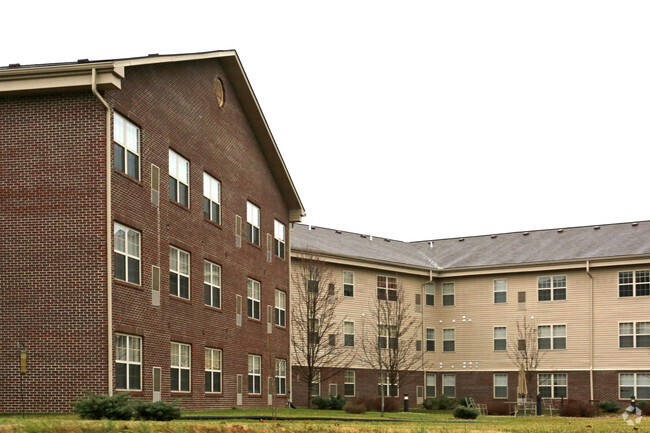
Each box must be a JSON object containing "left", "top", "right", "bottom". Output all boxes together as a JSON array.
[
  {"left": 73, "top": 392, "right": 133, "bottom": 420},
  {"left": 637, "top": 400, "right": 648, "bottom": 411},
  {"left": 598, "top": 401, "right": 620, "bottom": 413},
  {"left": 351, "top": 396, "right": 399, "bottom": 412},
  {"left": 486, "top": 401, "right": 510, "bottom": 416},
  {"left": 559, "top": 400, "right": 597, "bottom": 417},
  {"left": 453, "top": 406, "right": 479, "bottom": 419},
  {"left": 421, "top": 398, "right": 435, "bottom": 410},
  {"left": 642, "top": 403, "right": 650, "bottom": 416},
  {"left": 343, "top": 401, "right": 366, "bottom": 414},
  {"left": 133, "top": 400, "right": 181, "bottom": 421},
  {"left": 329, "top": 395, "right": 346, "bottom": 410},
  {"left": 311, "top": 397, "right": 331, "bottom": 409},
  {"left": 457, "top": 397, "right": 470, "bottom": 407},
  {"left": 434, "top": 395, "right": 457, "bottom": 410}
]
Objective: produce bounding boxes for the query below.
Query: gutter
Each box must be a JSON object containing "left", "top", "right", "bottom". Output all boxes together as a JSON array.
[
  {"left": 586, "top": 260, "right": 594, "bottom": 402},
  {"left": 92, "top": 68, "right": 113, "bottom": 395}
]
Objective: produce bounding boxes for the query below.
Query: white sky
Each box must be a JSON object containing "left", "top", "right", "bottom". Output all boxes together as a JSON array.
[{"left": 4, "top": 1, "right": 649, "bottom": 241}]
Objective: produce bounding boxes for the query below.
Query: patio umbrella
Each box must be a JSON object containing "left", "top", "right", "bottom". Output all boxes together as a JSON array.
[{"left": 517, "top": 365, "right": 528, "bottom": 398}]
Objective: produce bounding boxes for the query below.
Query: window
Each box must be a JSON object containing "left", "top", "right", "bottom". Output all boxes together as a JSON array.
[
  {"left": 274, "top": 220, "right": 285, "bottom": 258},
  {"left": 377, "top": 276, "right": 397, "bottom": 301},
  {"left": 424, "top": 283, "right": 434, "bottom": 306},
  {"left": 275, "top": 290, "right": 286, "bottom": 327},
  {"left": 246, "top": 201, "right": 260, "bottom": 246},
  {"left": 248, "top": 354, "right": 261, "bottom": 394},
  {"left": 538, "top": 373, "right": 567, "bottom": 398},
  {"left": 113, "top": 113, "right": 140, "bottom": 180},
  {"left": 344, "top": 370, "right": 356, "bottom": 396},
  {"left": 275, "top": 359, "right": 287, "bottom": 395},
  {"left": 170, "top": 247, "right": 190, "bottom": 299},
  {"left": 308, "top": 318, "right": 320, "bottom": 345},
  {"left": 494, "top": 373, "right": 508, "bottom": 398},
  {"left": 494, "top": 327, "right": 507, "bottom": 351},
  {"left": 114, "top": 224, "right": 140, "bottom": 285},
  {"left": 204, "top": 261, "right": 221, "bottom": 308},
  {"left": 344, "top": 321, "right": 355, "bottom": 347},
  {"left": 169, "top": 150, "right": 189, "bottom": 206},
  {"left": 443, "top": 328, "right": 455, "bottom": 352},
  {"left": 116, "top": 334, "right": 141, "bottom": 391},
  {"left": 203, "top": 173, "right": 221, "bottom": 224},
  {"left": 538, "top": 324, "right": 566, "bottom": 350},
  {"left": 619, "top": 373, "right": 650, "bottom": 399},
  {"left": 311, "top": 371, "right": 320, "bottom": 396},
  {"left": 205, "top": 348, "right": 222, "bottom": 393},
  {"left": 378, "top": 372, "right": 398, "bottom": 397},
  {"left": 619, "top": 322, "right": 650, "bottom": 348},
  {"left": 442, "top": 374, "right": 456, "bottom": 397},
  {"left": 247, "top": 278, "right": 261, "bottom": 320},
  {"left": 538, "top": 276, "right": 566, "bottom": 301},
  {"left": 171, "top": 342, "right": 191, "bottom": 392},
  {"left": 426, "top": 328, "right": 435, "bottom": 351},
  {"left": 442, "top": 282, "right": 455, "bottom": 306},
  {"left": 426, "top": 372, "right": 436, "bottom": 398},
  {"left": 343, "top": 271, "right": 354, "bottom": 297},
  {"left": 378, "top": 325, "right": 398, "bottom": 349},
  {"left": 494, "top": 279, "right": 507, "bottom": 304},
  {"left": 619, "top": 271, "right": 650, "bottom": 297}
]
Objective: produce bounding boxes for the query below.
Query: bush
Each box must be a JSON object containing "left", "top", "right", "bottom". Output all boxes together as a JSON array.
[
  {"left": 311, "top": 397, "right": 331, "bottom": 409},
  {"left": 598, "top": 401, "right": 620, "bottom": 413},
  {"left": 329, "top": 395, "right": 346, "bottom": 410},
  {"left": 457, "top": 397, "right": 470, "bottom": 407},
  {"left": 343, "top": 401, "right": 366, "bottom": 414},
  {"left": 642, "top": 403, "right": 650, "bottom": 416},
  {"left": 422, "top": 398, "right": 435, "bottom": 410},
  {"left": 559, "top": 400, "right": 597, "bottom": 417},
  {"left": 351, "top": 396, "right": 399, "bottom": 412},
  {"left": 133, "top": 400, "right": 181, "bottom": 421},
  {"left": 73, "top": 392, "right": 133, "bottom": 420},
  {"left": 433, "top": 395, "right": 457, "bottom": 410},
  {"left": 453, "top": 406, "right": 479, "bottom": 419}
]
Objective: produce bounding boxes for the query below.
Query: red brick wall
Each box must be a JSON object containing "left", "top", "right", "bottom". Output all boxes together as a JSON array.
[
  {"left": 104, "top": 58, "right": 291, "bottom": 410},
  {"left": 0, "top": 93, "right": 108, "bottom": 412}
]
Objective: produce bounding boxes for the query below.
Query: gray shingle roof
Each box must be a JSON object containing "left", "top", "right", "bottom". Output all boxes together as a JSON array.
[{"left": 292, "top": 221, "right": 650, "bottom": 270}]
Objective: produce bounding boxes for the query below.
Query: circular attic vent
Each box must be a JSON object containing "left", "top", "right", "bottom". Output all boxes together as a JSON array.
[{"left": 213, "top": 77, "right": 225, "bottom": 108}]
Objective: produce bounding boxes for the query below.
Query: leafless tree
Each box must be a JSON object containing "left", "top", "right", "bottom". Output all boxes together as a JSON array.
[
  {"left": 507, "top": 316, "right": 545, "bottom": 398},
  {"left": 291, "top": 254, "right": 353, "bottom": 407},
  {"left": 360, "top": 282, "right": 423, "bottom": 416}
]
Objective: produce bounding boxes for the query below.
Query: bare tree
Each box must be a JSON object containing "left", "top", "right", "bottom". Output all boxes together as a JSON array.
[
  {"left": 507, "top": 316, "right": 545, "bottom": 398},
  {"left": 291, "top": 254, "right": 353, "bottom": 407},
  {"left": 360, "top": 282, "right": 423, "bottom": 416}
]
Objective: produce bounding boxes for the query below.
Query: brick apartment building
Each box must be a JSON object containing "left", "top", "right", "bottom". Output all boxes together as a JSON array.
[
  {"left": 290, "top": 222, "right": 650, "bottom": 409},
  {"left": 0, "top": 50, "right": 304, "bottom": 412}
]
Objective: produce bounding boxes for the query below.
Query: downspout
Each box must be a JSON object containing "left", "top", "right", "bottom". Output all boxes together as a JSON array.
[
  {"left": 92, "top": 68, "right": 113, "bottom": 395},
  {"left": 288, "top": 224, "right": 293, "bottom": 402},
  {"left": 421, "top": 269, "right": 434, "bottom": 395},
  {"left": 586, "top": 260, "right": 594, "bottom": 402}
]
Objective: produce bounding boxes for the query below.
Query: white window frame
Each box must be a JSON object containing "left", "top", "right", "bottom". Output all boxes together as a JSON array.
[
  {"left": 114, "top": 223, "right": 141, "bottom": 285},
  {"left": 378, "top": 324, "right": 398, "bottom": 349},
  {"left": 619, "top": 321, "right": 650, "bottom": 348},
  {"left": 619, "top": 270, "right": 650, "bottom": 297},
  {"left": 171, "top": 342, "right": 191, "bottom": 392},
  {"left": 494, "top": 279, "right": 507, "bottom": 304},
  {"left": 442, "top": 374, "right": 456, "bottom": 397},
  {"left": 170, "top": 246, "right": 190, "bottom": 299},
  {"left": 494, "top": 326, "right": 507, "bottom": 351},
  {"left": 274, "top": 220, "right": 285, "bottom": 259},
  {"left": 442, "top": 282, "right": 455, "bottom": 306},
  {"left": 494, "top": 373, "right": 508, "bottom": 399},
  {"left": 203, "top": 172, "right": 221, "bottom": 224},
  {"left": 248, "top": 354, "right": 261, "bottom": 394},
  {"left": 204, "top": 260, "right": 221, "bottom": 309},
  {"left": 113, "top": 112, "right": 140, "bottom": 180},
  {"left": 619, "top": 372, "right": 650, "bottom": 400},
  {"left": 275, "top": 289, "right": 286, "bottom": 327},
  {"left": 343, "top": 271, "right": 354, "bottom": 297},
  {"left": 311, "top": 370, "right": 321, "bottom": 397},
  {"left": 205, "top": 348, "right": 222, "bottom": 393},
  {"left": 426, "top": 372, "right": 436, "bottom": 398},
  {"left": 537, "top": 275, "right": 567, "bottom": 302},
  {"left": 246, "top": 201, "right": 260, "bottom": 246},
  {"left": 275, "top": 359, "right": 287, "bottom": 395},
  {"left": 248, "top": 278, "right": 261, "bottom": 320},
  {"left": 169, "top": 149, "right": 189, "bottom": 207},
  {"left": 344, "top": 370, "right": 356, "bottom": 397},
  {"left": 443, "top": 328, "right": 455, "bottom": 352},
  {"left": 538, "top": 324, "right": 566, "bottom": 350},
  {"left": 426, "top": 328, "right": 435, "bottom": 352},
  {"left": 538, "top": 373, "right": 567, "bottom": 399},
  {"left": 115, "top": 334, "right": 142, "bottom": 391},
  {"left": 377, "top": 275, "right": 398, "bottom": 301},
  {"left": 378, "top": 371, "right": 399, "bottom": 397},
  {"left": 344, "top": 321, "right": 355, "bottom": 347},
  {"left": 424, "top": 283, "right": 435, "bottom": 306}
]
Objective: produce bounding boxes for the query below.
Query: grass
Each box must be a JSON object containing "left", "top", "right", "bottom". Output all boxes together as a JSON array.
[{"left": 0, "top": 409, "right": 640, "bottom": 433}]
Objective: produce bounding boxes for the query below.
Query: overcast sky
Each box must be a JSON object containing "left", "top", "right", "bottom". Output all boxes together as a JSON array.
[{"left": 4, "top": 1, "right": 649, "bottom": 241}]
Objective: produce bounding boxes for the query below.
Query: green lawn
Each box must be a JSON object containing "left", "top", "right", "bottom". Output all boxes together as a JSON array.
[{"left": 0, "top": 409, "right": 638, "bottom": 433}]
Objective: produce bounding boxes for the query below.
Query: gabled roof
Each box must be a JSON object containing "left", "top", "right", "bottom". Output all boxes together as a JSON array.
[
  {"left": 292, "top": 221, "right": 650, "bottom": 272},
  {"left": 0, "top": 50, "right": 305, "bottom": 222}
]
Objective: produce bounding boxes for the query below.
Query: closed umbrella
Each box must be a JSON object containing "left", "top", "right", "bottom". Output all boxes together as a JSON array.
[{"left": 517, "top": 365, "right": 528, "bottom": 399}]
